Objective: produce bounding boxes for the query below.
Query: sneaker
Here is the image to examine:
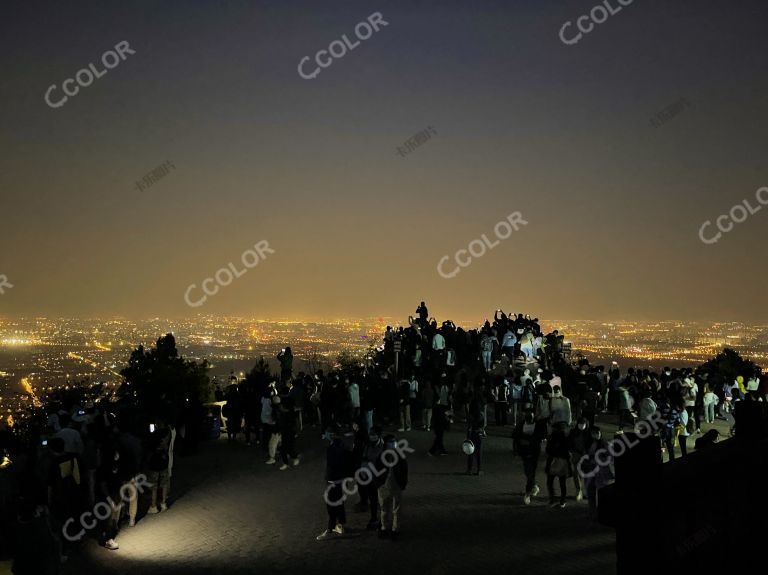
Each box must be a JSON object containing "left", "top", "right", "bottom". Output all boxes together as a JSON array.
[
  {"left": 523, "top": 494, "right": 531, "bottom": 505},
  {"left": 333, "top": 524, "right": 344, "bottom": 535},
  {"left": 104, "top": 538, "right": 119, "bottom": 550},
  {"left": 292, "top": 458, "right": 300, "bottom": 467},
  {"left": 576, "top": 490, "right": 583, "bottom": 502},
  {"left": 531, "top": 485, "right": 540, "bottom": 497},
  {"left": 147, "top": 506, "right": 159, "bottom": 515},
  {"left": 397, "top": 428, "right": 405, "bottom": 432},
  {"left": 128, "top": 518, "right": 136, "bottom": 527},
  {"left": 160, "top": 503, "right": 168, "bottom": 512},
  {"left": 549, "top": 502, "right": 558, "bottom": 508},
  {"left": 316, "top": 529, "right": 335, "bottom": 541},
  {"left": 427, "top": 451, "right": 434, "bottom": 457},
  {"left": 405, "top": 427, "right": 411, "bottom": 431},
  {"left": 279, "top": 463, "right": 289, "bottom": 471},
  {"left": 559, "top": 502, "right": 567, "bottom": 509},
  {"left": 265, "top": 458, "right": 276, "bottom": 465}
]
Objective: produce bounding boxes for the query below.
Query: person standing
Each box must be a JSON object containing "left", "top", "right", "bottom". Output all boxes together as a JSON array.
[
  {"left": 428, "top": 397, "right": 449, "bottom": 457},
  {"left": 702, "top": 384, "right": 718, "bottom": 424},
  {"left": 493, "top": 376, "right": 510, "bottom": 426},
  {"left": 376, "top": 435, "right": 408, "bottom": 540},
  {"left": 360, "top": 427, "right": 384, "bottom": 530},
  {"left": 277, "top": 347, "right": 293, "bottom": 383},
  {"left": 578, "top": 426, "right": 613, "bottom": 521},
  {"left": 465, "top": 392, "right": 486, "bottom": 475},
  {"left": 146, "top": 423, "right": 171, "bottom": 514},
  {"left": 278, "top": 398, "right": 300, "bottom": 471},
  {"left": 545, "top": 422, "right": 572, "bottom": 508},
  {"left": 568, "top": 418, "right": 591, "bottom": 501},
  {"left": 261, "top": 387, "right": 280, "bottom": 465},
  {"left": 421, "top": 380, "right": 434, "bottom": 431},
  {"left": 397, "top": 378, "right": 411, "bottom": 432},
  {"left": 549, "top": 386, "right": 572, "bottom": 428},
  {"left": 317, "top": 428, "right": 352, "bottom": 540},
  {"left": 347, "top": 378, "right": 361, "bottom": 423},
  {"left": 480, "top": 332, "right": 494, "bottom": 372},
  {"left": 512, "top": 410, "right": 545, "bottom": 504}
]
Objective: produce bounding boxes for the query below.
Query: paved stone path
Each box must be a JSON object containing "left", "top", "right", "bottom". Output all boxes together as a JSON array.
[{"left": 62, "top": 415, "right": 728, "bottom": 575}]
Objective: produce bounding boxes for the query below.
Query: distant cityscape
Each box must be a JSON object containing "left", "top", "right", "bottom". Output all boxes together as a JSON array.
[{"left": 1, "top": 316, "right": 767, "bottom": 419}]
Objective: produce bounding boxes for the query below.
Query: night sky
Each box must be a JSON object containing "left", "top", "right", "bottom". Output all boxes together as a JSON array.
[{"left": 1, "top": 0, "right": 767, "bottom": 321}]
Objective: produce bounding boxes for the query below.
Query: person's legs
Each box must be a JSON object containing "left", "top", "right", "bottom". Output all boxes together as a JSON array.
[
  {"left": 679, "top": 435, "right": 687, "bottom": 457},
  {"left": 378, "top": 489, "right": 393, "bottom": 532},
  {"left": 405, "top": 404, "right": 411, "bottom": 430},
  {"left": 424, "top": 407, "right": 432, "bottom": 430},
  {"left": 474, "top": 435, "right": 483, "bottom": 472},
  {"left": 665, "top": 435, "right": 675, "bottom": 461},
  {"left": 367, "top": 483, "right": 379, "bottom": 526},
  {"left": 558, "top": 476, "right": 567, "bottom": 504},
  {"left": 327, "top": 485, "right": 346, "bottom": 531},
  {"left": 281, "top": 435, "right": 294, "bottom": 465},
  {"left": 436, "top": 428, "right": 446, "bottom": 453},
  {"left": 546, "top": 474, "right": 556, "bottom": 503},
  {"left": 102, "top": 500, "right": 122, "bottom": 546},
  {"left": 571, "top": 455, "right": 582, "bottom": 496},
  {"left": 126, "top": 478, "right": 138, "bottom": 524},
  {"left": 523, "top": 457, "right": 537, "bottom": 494},
  {"left": 268, "top": 431, "right": 281, "bottom": 460},
  {"left": 587, "top": 483, "right": 598, "bottom": 520},
  {"left": 391, "top": 491, "right": 402, "bottom": 533}
]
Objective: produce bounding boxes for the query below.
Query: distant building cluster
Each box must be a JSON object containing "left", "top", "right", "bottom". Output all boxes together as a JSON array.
[{"left": 2, "top": 316, "right": 767, "bottom": 424}]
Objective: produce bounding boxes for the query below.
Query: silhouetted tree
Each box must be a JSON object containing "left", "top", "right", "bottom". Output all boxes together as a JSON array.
[
  {"left": 696, "top": 348, "right": 762, "bottom": 389},
  {"left": 118, "top": 333, "right": 211, "bottom": 414},
  {"left": 242, "top": 356, "right": 274, "bottom": 393}
]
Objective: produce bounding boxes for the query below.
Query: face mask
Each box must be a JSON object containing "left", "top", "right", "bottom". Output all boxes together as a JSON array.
[{"left": 578, "top": 423, "right": 587, "bottom": 430}]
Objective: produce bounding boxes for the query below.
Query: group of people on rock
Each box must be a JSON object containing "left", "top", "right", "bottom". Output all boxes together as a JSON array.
[{"left": 213, "top": 302, "right": 763, "bottom": 542}]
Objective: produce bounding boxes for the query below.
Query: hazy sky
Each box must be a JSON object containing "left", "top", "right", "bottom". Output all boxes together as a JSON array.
[{"left": 1, "top": 0, "right": 767, "bottom": 322}]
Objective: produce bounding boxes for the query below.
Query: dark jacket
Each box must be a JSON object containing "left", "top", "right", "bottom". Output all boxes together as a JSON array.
[
  {"left": 512, "top": 419, "right": 547, "bottom": 458},
  {"left": 375, "top": 449, "right": 408, "bottom": 491},
  {"left": 325, "top": 439, "right": 351, "bottom": 482}
]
